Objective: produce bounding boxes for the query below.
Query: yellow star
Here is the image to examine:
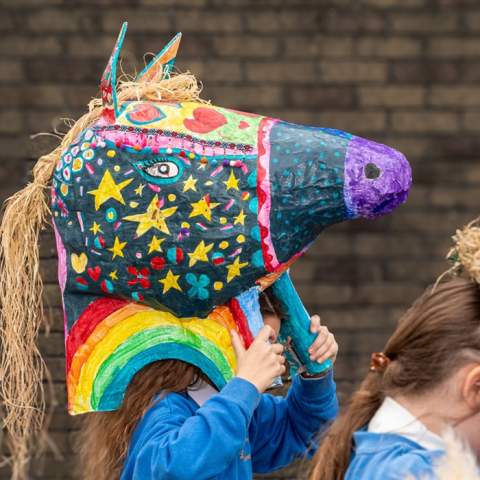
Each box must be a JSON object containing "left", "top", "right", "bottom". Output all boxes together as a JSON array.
[
  {"left": 148, "top": 235, "right": 165, "bottom": 254},
  {"left": 189, "top": 194, "right": 220, "bottom": 222},
  {"left": 233, "top": 209, "right": 246, "bottom": 226},
  {"left": 109, "top": 270, "right": 118, "bottom": 281},
  {"left": 90, "top": 221, "right": 103, "bottom": 235},
  {"left": 159, "top": 269, "right": 182, "bottom": 294},
  {"left": 87, "top": 170, "right": 133, "bottom": 211},
  {"left": 224, "top": 169, "right": 239, "bottom": 191},
  {"left": 108, "top": 236, "right": 127, "bottom": 260},
  {"left": 134, "top": 183, "right": 145, "bottom": 196},
  {"left": 183, "top": 175, "right": 197, "bottom": 192},
  {"left": 188, "top": 240, "right": 214, "bottom": 267},
  {"left": 226, "top": 256, "right": 248, "bottom": 283},
  {"left": 124, "top": 195, "right": 177, "bottom": 237}
]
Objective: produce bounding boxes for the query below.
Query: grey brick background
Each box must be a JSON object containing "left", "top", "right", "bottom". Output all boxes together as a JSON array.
[{"left": 0, "top": 0, "right": 479, "bottom": 478}]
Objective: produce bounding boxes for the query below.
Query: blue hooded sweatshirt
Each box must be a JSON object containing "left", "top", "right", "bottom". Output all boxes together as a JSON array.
[{"left": 120, "top": 371, "right": 338, "bottom": 480}]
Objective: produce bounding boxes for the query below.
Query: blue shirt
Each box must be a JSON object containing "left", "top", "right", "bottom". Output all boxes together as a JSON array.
[
  {"left": 346, "top": 430, "right": 445, "bottom": 480},
  {"left": 121, "top": 371, "right": 338, "bottom": 480}
]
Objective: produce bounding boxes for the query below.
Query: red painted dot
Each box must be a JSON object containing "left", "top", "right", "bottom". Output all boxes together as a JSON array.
[
  {"left": 176, "top": 248, "right": 184, "bottom": 264},
  {"left": 150, "top": 256, "right": 166, "bottom": 270}
]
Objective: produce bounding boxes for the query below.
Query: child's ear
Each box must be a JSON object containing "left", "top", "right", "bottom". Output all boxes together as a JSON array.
[{"left": 462, "top": 364, "right": 480, "bottom": 411}]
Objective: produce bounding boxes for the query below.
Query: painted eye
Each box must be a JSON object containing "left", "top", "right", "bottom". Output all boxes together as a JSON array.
[
  {"left": 364, "top": 163, "right": 381, "bottom": 179},
  {"left": 144, "top": 161, "right": 179, "bottom": 179},
  {"left": 132, "top": 155, "right": 184, "bottom": 185}
]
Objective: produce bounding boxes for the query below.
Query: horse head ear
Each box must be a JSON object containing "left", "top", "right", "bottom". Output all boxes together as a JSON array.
[
  {"left": 100, "top": 22, "right": 128, "bottom": 123},
  {"left": 137, "top": 32, "right": 182, "bottom": 83}
]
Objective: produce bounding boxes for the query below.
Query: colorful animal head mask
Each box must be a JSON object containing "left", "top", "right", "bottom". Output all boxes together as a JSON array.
[
  {"left": 50, "top": 23, "right": 412, "bottom": 414},
  {"left": 0, "top": 23, "right": 411, "bottom": 469}
]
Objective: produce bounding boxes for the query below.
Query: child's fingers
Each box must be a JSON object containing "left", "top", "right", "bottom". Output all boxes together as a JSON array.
[
  {"left": 315, "top": 336, "right": 338, "bottom": 364},
  {"left": 316, "top": 343, "right": 338, "bottom": 364},
  {"left": 308, "top": 325, "right": 329, "bottom": 354},
  {"left": 271, "top": 343, "right": 285, "bottom": 355},
  {"left": 310, "top": 335, "right": 335, "bottom": 360},
  {"left": 256, "top": 324, "right": 275, "bottom": 343},
  {"left": 230, "top": 330, "right": 246, "bottom": 359},
  {"left": 310, "top": 314, "right": 321, "bottom": 333},
  {"left": 310, "top": 332, "right": 335, "bottom": 361}
]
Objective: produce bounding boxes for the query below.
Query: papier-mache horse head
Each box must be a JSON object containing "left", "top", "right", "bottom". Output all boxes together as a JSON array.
[{"left": 50, "top": 23, "right": 412, "bottom": 414}]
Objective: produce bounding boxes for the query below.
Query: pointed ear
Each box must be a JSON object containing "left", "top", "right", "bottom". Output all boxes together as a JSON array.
[
  {"left": 137, "top": 32, "right": 182, "bottom": 83},
  {"left": 100, "top": 22, "right": 128, "bottom": 123}
]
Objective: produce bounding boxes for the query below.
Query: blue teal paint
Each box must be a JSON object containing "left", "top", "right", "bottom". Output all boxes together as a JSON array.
[{"left": 272, "top": 271, "right": 332, "bottom": 375}]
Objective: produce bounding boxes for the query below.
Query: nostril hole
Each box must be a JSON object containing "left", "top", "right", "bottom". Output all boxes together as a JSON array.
[{"left": 365, "top": 163, "right": 381, "bottom": 179}]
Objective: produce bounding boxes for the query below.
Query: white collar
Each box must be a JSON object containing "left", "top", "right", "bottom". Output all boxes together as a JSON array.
[
  {"left": 368, "top": 396, "right": 445, "bottom": 451},
  {"left": 187, "top": 380, "right": 218, "bottom": 407}
]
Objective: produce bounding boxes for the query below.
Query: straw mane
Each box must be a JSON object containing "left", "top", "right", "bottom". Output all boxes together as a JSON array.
[
  {"left": 0, "top": 71, "right": 203, "bottom": 480},
  {"left": 446, "top": 217, "right": 480, "bottom": 285}
]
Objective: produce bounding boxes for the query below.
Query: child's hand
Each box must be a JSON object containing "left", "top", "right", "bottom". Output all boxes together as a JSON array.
[
  {"left": 307, "top": 314, "right": 338, "bottom": 364},
  {"left": 231, "top": 325, "right": 286, "bottom": 393}
]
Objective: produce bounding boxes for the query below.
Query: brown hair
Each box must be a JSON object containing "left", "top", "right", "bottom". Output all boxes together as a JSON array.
[
  {"left": 77, "top": 359, "right": 206, "bottom": 480},
  {"left": 311, "top": 277, "right": 480, "bottom": 480}
]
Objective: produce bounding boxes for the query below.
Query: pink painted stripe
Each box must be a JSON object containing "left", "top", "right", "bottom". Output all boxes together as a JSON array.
[
  {"left": 257, "top": 117, "right": 279, "bottom": 271},
  {"left": 52, "top": 220, "right": 68, "bottom": 331}
]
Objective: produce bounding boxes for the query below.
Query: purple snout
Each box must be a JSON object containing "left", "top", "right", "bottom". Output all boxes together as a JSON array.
[{"left": 344, "top": 137, "right": 412, "bottom": 219}]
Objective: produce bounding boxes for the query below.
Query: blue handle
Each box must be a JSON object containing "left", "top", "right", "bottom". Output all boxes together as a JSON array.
[{"left": 271, "top": 271, "right": 332, "bottom": 375}]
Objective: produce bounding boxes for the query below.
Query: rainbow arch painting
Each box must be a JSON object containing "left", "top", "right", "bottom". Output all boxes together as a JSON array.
[{"left": 66, "top": 297, "right": 237, "bottom": 414}]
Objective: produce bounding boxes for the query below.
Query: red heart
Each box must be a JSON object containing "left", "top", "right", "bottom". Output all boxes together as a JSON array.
[
  {"left": 87, "top": 266, "right": 101, "bottom": 281},
  {"left": 127, "top": 103, "right": 165, "bottom": 124},
  {"left": 184, "top": 107, "right": 227, "bottom": 134}
]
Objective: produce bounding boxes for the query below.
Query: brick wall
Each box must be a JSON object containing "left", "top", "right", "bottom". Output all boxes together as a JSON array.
[{"left": 1, "top": 1, "right": 479, "bottom": 479}]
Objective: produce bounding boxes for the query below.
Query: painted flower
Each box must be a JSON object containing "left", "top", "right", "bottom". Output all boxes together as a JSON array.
[
  {"left": 186, "top": 273, "right": 210, "bottom": 300},
  {"left": 127, "top": 266, "right": 151, "bottom": 289}
]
